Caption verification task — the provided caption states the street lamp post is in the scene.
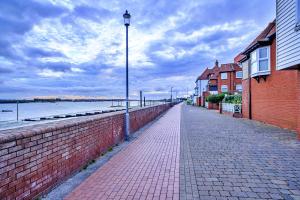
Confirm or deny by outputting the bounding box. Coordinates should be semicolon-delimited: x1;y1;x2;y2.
123;10;131;140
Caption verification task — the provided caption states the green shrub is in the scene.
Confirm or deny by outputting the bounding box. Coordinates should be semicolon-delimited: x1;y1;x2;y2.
186;99;193;105
206;94;225;103
224;94;242;104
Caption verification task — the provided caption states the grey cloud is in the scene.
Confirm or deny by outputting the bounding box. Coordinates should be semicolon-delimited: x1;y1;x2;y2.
25;47;65;58
0;0;68;62
73;5;112;22
0;67;13;74
0;0;67;36
61;5;112;24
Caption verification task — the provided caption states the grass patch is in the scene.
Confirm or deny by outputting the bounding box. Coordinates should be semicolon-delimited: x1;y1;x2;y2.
80;159;96;171
108;147;113;152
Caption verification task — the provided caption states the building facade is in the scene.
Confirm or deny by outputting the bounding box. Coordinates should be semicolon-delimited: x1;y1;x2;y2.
218;63;243;94
237;19;300;136
276;0;300;70
195;60;242;106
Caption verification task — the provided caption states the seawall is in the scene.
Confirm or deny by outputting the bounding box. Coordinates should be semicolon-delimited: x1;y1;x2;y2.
0;103;174;199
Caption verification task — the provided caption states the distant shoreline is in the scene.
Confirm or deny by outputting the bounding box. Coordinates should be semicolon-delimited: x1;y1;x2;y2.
0;98;167;104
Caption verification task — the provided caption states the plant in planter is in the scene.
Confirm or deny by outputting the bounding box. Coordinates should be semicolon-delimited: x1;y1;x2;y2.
224;94;242;104
207;94;225;103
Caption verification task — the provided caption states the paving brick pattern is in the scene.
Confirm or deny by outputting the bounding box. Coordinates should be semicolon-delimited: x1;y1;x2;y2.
65;104;181;200
180;104;300;200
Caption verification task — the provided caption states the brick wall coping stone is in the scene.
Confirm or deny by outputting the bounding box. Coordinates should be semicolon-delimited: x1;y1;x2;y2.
0;104;171;144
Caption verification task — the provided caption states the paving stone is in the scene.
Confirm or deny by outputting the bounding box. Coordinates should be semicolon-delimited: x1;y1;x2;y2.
179;104;300;200
65;104;181;200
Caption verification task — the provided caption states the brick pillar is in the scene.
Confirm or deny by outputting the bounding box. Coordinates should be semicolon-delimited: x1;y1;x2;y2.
242;79;250;118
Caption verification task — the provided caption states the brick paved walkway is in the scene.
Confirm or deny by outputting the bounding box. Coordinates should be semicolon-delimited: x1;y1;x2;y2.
65;104;181;200
180;104;300;200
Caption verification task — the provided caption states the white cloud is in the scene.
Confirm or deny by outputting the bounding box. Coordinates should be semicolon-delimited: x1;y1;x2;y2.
37;69;64;78
153;20;259;60
173;20;256;43
71;67;84;73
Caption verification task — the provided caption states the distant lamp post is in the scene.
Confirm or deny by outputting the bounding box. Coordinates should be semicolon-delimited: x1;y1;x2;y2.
123;10;131;140
170;87;173;103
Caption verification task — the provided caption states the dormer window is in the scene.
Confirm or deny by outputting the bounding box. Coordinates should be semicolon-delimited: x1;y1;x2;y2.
250;46;271;77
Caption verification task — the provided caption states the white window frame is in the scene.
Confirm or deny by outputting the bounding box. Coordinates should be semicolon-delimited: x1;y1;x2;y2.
221;85;228;93
236;71;243;79
194;87;198;96
236;84;242;92
221;73;227;80
250;46;271;77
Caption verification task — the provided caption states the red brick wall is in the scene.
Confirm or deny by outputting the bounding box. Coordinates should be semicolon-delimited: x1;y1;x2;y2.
209;79;217;85
242;38;300;136
242;79;250;119
208;102;219;110
0;104;173;199
233;71;243;92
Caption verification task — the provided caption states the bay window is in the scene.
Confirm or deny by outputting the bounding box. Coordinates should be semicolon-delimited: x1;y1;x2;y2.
250;46;270;77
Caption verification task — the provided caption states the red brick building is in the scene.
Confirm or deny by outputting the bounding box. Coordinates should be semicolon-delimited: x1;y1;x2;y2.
218;63;243;94
196;60;242;96
194;61;219;106
237;20;300;136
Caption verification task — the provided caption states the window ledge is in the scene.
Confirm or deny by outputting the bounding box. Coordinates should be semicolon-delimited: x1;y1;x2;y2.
251;70;270;78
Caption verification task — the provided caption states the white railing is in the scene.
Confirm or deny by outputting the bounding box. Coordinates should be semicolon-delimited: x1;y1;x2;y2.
221;103;242;113
209;91;218;95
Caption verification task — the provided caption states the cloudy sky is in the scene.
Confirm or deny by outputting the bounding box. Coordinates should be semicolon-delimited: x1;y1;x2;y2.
0;0;275;99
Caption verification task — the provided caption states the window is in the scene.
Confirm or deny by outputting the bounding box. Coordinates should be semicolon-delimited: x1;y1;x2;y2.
236;71;243;79
236;84;242;92
258;48;268;71
221;85;228;92
209;85;218;91
221;73;227;80
250;46;270;77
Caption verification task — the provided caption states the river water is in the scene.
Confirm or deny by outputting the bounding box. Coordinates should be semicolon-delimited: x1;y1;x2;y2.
0;101;147;122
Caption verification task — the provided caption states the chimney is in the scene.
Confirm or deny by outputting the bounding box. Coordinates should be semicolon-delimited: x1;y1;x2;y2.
215;60;219;67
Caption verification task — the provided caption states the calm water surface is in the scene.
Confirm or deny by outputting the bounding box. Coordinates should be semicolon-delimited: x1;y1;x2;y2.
0;101;141;122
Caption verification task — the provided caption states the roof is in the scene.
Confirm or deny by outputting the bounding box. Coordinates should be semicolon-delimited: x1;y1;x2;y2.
209;73;218;80
242;20;276;55
219;63;241;72
196;68;212;81
209;65;220;79
234;53;247;63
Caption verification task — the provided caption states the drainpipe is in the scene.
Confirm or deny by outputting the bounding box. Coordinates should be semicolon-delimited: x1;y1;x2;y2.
248;59;252;119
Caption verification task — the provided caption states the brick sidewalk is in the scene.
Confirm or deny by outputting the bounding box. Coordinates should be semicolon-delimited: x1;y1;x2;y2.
65;104;181;200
